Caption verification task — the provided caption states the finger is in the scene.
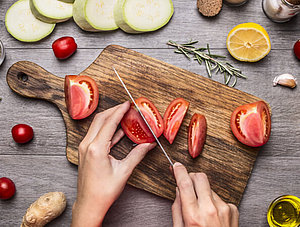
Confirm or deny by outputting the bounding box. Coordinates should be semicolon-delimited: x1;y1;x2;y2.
121;143;156;175
172;187;184;227
190;172;213;205
228;204;239;227
212;190;227;206
81;102;129;146
212;191;231;227
110;129;125;149
173;163;198;211
91;101;130;151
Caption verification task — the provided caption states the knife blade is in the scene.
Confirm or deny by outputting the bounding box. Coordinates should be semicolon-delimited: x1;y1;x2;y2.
113;67;174;166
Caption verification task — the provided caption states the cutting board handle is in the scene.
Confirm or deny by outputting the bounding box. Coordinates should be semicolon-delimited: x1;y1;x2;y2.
6;61;65;108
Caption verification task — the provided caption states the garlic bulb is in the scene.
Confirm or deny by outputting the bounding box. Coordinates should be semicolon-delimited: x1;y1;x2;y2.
273;74;297;88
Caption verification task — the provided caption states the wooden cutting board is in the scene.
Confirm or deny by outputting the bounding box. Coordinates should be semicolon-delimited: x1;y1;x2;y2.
6;45;267;205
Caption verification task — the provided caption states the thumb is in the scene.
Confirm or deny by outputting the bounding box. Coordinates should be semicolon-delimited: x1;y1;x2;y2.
122;142;157;174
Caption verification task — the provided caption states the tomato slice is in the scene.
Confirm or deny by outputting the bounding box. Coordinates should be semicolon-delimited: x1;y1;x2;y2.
65;75;99;120
230;101;271;147
188;114;207;158
121;97;164;144
163;98;189;144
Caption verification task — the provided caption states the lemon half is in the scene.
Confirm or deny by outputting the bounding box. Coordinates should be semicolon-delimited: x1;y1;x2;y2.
226;23;271;62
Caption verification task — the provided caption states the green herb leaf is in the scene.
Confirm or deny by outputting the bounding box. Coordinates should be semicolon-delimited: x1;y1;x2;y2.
167;40;247;87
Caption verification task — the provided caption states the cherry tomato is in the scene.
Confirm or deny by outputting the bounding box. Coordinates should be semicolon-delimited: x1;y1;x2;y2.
188;114;207;158
11;124;34;144
293;40;300;60
52;37;77;60
230;101;271;147
163;98;189;144
0;177;16;200
121;97;164;144
65;75;99;120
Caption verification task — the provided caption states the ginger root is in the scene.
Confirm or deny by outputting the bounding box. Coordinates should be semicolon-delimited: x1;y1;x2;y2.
21;192;67;227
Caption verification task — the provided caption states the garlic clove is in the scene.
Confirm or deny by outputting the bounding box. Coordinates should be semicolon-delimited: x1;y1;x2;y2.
273;74;297;88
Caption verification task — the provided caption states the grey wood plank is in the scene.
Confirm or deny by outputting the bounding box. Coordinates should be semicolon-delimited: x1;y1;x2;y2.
0;0;299;49
0;155;299;226
0;48;299;158
239;156;300;226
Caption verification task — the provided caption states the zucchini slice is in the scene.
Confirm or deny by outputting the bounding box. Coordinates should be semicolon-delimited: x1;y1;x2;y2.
73;0;118;32
5;0;55;42
30;0;73;23
58;0;74;3
114;0;174;34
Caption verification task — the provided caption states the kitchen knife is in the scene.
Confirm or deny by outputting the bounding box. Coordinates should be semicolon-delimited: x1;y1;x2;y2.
113;67;174;166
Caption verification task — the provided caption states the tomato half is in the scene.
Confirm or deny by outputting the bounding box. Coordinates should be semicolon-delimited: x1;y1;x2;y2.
121;97;164;144
230;101;271;147
188;114;207;158
65;75;99;120
163;98;189;144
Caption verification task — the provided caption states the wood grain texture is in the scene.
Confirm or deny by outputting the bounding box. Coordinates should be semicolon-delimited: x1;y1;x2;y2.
1;48;298;158
6;45;269;205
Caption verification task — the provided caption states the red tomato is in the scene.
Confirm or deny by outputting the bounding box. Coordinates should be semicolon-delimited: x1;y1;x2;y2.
65;75;99;120
52;37;77;60
11;124;34;144
188;114;207;158
0;177;16;200
121;97;164;144
293;40;300;60
163;98;189;144
230;101;271;147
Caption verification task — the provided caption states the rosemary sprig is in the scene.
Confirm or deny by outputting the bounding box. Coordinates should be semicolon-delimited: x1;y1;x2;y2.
167;40;247;87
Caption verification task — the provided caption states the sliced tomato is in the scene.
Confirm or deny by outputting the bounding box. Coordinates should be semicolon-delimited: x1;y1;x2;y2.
188;114;207;158
163;98;189;144
230;101;271;147
65;75;99;120
121;97;164;144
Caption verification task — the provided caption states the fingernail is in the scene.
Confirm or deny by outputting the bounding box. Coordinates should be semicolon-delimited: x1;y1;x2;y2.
148;142;157;149
142;143;156;150
173;162;183;167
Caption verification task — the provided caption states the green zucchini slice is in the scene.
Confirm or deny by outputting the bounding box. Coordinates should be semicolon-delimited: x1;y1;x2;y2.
58;0;74;3
73;0;118;32
114;0;174;34
30;0;73;23
5;0;55;42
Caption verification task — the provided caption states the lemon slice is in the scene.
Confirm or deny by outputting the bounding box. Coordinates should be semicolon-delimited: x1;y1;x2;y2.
227;23;271;62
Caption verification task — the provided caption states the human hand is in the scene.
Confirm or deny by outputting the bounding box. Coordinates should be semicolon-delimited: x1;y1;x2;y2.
172;162;239;227
71;101;156;227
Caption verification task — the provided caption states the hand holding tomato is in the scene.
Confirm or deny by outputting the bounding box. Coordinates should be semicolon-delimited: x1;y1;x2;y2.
172;163;239;227
52;37;77;60
71;102;156;227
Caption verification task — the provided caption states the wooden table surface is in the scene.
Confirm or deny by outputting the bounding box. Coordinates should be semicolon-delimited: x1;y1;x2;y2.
0;0;299;226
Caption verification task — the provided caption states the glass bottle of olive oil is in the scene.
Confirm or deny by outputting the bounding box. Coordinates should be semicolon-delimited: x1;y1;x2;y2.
267;195;300;227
